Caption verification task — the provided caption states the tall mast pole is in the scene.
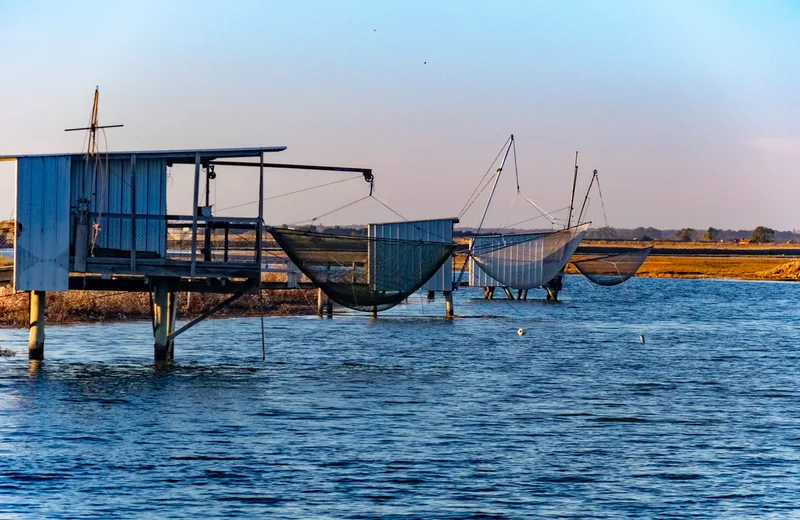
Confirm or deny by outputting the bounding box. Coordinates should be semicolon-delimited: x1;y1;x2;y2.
577;169;597;224
88;87;99;157
566;151;579;228
476;135;514;234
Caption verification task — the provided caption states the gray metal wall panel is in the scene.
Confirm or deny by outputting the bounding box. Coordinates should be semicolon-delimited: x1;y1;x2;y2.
15;156;71;291
69;156;167;257
368;219;455;292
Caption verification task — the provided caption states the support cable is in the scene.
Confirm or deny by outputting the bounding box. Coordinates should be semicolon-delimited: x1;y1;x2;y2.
216;176;362;214
458;136;512;219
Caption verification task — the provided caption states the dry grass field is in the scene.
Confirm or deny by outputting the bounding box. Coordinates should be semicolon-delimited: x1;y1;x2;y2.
0;284;317;327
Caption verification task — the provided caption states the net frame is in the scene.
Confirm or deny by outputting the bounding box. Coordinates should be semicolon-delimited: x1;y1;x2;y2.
470;223;590;289
268;227;457;312
572;246;653;286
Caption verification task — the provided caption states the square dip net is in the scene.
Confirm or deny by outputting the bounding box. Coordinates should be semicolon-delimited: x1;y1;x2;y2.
572;246;653;286
268;228;458;312
470;223;590;290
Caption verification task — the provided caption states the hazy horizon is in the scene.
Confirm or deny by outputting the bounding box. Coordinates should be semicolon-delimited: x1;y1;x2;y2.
1;0;798;230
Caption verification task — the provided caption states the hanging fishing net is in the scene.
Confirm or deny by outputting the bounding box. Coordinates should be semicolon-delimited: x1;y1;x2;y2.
572;246;652;286
470;223;590;289
268;227;457;312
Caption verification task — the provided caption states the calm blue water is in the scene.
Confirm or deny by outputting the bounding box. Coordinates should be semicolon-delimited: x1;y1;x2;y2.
1;277;798;518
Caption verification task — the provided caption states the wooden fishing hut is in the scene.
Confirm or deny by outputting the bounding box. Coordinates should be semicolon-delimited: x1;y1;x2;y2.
3;146;368;362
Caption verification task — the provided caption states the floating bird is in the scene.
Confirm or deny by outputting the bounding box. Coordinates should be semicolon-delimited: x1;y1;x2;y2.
518;328;525;336
638;334;645;344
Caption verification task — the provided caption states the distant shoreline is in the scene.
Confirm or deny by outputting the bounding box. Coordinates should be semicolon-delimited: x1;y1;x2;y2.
1;241;798;328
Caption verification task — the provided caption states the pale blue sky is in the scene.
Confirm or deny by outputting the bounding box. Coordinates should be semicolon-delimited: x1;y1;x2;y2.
1;0;798;229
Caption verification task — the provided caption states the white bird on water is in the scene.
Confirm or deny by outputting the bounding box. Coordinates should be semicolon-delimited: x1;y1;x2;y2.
638;334;645;344
518;328;525;336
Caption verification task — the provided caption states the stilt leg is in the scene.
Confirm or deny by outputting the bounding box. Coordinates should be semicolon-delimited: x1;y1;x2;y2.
543;274;563;302
317;288;324;317
444;291;454;318
28;291;45;360
153;280;171;362
487;286;495;300
503;287;515;300
427;290;435;301
326;295;333;318
165;290;177;361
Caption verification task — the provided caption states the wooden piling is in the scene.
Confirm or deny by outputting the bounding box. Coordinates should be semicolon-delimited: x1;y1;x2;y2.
28;291;45;360
427;290;435;301
326;295;333;318
544;274;562;302
152;280;176;362
444;291;454;318
316;288;325;317
503;287;515;300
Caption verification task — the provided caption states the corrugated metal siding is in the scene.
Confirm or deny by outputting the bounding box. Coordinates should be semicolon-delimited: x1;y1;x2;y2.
15;156;71;291
469;233;545;287
368;219;455;292
70;156;167;256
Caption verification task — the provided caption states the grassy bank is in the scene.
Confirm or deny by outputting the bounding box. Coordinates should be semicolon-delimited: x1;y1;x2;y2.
565;255;799;280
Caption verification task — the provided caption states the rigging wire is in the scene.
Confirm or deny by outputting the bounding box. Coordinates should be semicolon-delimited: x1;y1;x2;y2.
504;204;572;229
458;136;512;219
216;175;362;214
288;195;371;226
595;174;610;229
370;194;408;222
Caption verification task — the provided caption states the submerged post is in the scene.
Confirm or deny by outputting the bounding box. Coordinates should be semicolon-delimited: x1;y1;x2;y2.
28;291;45;360
543;275;562;302
316;288;324;317
444;291;454;318
152;279;176;362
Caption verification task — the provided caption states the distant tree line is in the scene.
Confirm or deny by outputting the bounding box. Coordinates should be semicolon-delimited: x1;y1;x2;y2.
580;225;792;243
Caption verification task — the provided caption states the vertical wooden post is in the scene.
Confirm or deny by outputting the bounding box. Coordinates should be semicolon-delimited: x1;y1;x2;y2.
190;153;201;279
487;286;495;300
28;291;45;360
326;296;333;318
503;287;515;300
316;287;324;317
427;290;435;301
544;274;562;302
152;279;174;362
166;290;177;359
444;290;454;318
